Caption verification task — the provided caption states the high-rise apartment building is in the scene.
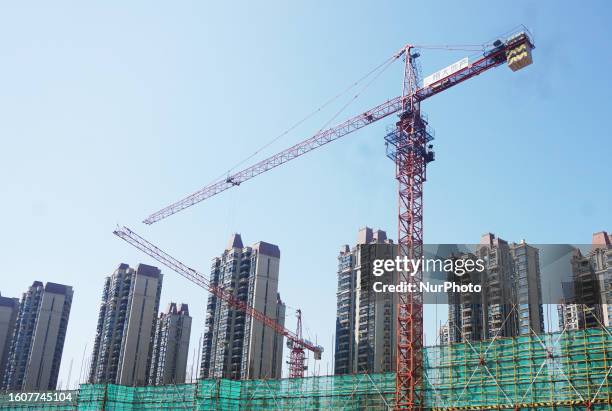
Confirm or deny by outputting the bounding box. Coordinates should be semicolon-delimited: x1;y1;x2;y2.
590;231;612;326
88;263;163;386
0;294;19;385
476;233;519;339
448;234;543;344
510;240;545;335
271;293;285;379
447;253;486;343
558;248;603;330
200;234;285;380
149;303;192;385
2;282;73;391
334;227;396;375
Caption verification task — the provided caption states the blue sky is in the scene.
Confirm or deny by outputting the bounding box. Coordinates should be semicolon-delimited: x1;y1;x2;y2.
1;1;611;387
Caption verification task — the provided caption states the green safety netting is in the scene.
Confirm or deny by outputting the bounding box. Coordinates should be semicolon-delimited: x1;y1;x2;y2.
424;327;612;410
1;328;609;410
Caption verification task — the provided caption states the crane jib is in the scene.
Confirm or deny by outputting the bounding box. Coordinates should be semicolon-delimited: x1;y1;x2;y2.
113;226;323;355
143;32;533;226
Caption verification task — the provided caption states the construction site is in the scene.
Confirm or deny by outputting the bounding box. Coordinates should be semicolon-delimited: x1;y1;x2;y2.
0;327;610;409
2;25;611;411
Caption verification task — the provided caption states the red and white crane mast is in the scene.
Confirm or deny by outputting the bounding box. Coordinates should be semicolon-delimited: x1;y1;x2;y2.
389;44;430;409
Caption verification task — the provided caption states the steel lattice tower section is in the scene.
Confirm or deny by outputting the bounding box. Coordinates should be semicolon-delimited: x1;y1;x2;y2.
388;46;434;410
287;309;306;378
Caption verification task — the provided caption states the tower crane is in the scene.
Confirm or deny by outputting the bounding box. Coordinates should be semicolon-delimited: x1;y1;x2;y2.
135;29;534;410
113;226;323;379
287;309;307;378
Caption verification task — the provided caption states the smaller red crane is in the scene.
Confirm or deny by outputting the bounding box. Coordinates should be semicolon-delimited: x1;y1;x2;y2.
287;309;307;378
113;226;323;379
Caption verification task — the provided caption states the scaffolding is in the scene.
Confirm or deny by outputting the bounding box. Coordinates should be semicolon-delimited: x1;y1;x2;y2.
424;327;612;410
0;328;609;410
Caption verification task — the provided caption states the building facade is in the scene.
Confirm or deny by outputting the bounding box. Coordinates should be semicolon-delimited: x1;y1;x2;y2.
590;231;612;327
334;227;397;375
447;253;486;343
88;263;163;386
438;324;450;346
510;240;545;335
2;282;73;391
558;247;603;330
0;294;19;386
200;234;285;380
448;234;544;344
270;293;285;379
149;303;192;385
476;233;519;339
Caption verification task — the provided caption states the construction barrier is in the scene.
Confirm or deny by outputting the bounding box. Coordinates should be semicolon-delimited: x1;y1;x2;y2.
0;327;610;410
425;327;612;410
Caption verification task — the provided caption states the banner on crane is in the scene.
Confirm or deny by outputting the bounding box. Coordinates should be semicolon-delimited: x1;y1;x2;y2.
423;57;469;88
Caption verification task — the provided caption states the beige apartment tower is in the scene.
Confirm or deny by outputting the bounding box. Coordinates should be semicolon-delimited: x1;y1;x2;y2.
2;282;73;391
149;303;192;385
334;227;397;375
0;294;20;386
591;231;612;326
557;231;611;331
448;234;544;344
89;264;163;386
200;234;285;380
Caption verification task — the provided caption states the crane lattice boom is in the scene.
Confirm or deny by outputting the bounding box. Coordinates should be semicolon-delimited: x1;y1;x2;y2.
113;226;323;357
143;31;533;226
143;96;405;224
